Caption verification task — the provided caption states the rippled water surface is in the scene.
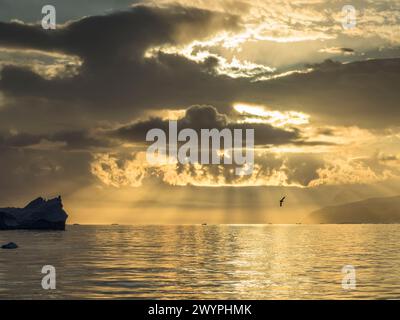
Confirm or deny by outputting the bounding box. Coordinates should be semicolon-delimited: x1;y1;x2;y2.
0;225;400;299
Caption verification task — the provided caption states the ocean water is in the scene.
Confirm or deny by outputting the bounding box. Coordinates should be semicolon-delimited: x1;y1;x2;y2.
0;224;400;299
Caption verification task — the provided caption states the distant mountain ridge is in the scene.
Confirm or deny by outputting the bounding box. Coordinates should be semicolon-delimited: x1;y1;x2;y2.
308;195;400;224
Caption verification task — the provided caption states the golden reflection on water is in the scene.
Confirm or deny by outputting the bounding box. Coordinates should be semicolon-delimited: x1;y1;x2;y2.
0;225;400;299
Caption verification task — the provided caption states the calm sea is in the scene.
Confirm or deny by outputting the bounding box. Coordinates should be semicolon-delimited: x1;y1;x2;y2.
0;225;399;299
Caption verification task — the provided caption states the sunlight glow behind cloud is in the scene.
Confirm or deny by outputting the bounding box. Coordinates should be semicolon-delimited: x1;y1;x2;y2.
234;103;310;127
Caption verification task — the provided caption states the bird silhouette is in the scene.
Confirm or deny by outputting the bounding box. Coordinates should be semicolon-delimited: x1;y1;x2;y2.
280;196;286;207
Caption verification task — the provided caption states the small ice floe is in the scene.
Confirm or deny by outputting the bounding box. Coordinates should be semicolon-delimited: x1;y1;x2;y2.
1;242;18;249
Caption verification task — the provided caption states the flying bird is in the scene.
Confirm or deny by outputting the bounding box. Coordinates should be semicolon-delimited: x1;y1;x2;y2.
280;196;286;207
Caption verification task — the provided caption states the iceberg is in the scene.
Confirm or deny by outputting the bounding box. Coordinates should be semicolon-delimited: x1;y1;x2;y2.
0;196;68;230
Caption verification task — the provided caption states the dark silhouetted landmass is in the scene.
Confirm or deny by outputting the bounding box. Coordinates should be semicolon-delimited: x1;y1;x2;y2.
308;196;400;224
0;196;68;230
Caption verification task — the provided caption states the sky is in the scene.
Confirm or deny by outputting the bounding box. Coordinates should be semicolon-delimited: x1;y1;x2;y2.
0;0;400;224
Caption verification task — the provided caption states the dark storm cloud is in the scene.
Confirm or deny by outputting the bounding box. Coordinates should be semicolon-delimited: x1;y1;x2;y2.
50;130;114;150
0;129;112;150
1;4;400;129
110;105;301;146
0;4;238;56
247;58;400;129
0;132;42;147
0;5;241;120
2;5;239;60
